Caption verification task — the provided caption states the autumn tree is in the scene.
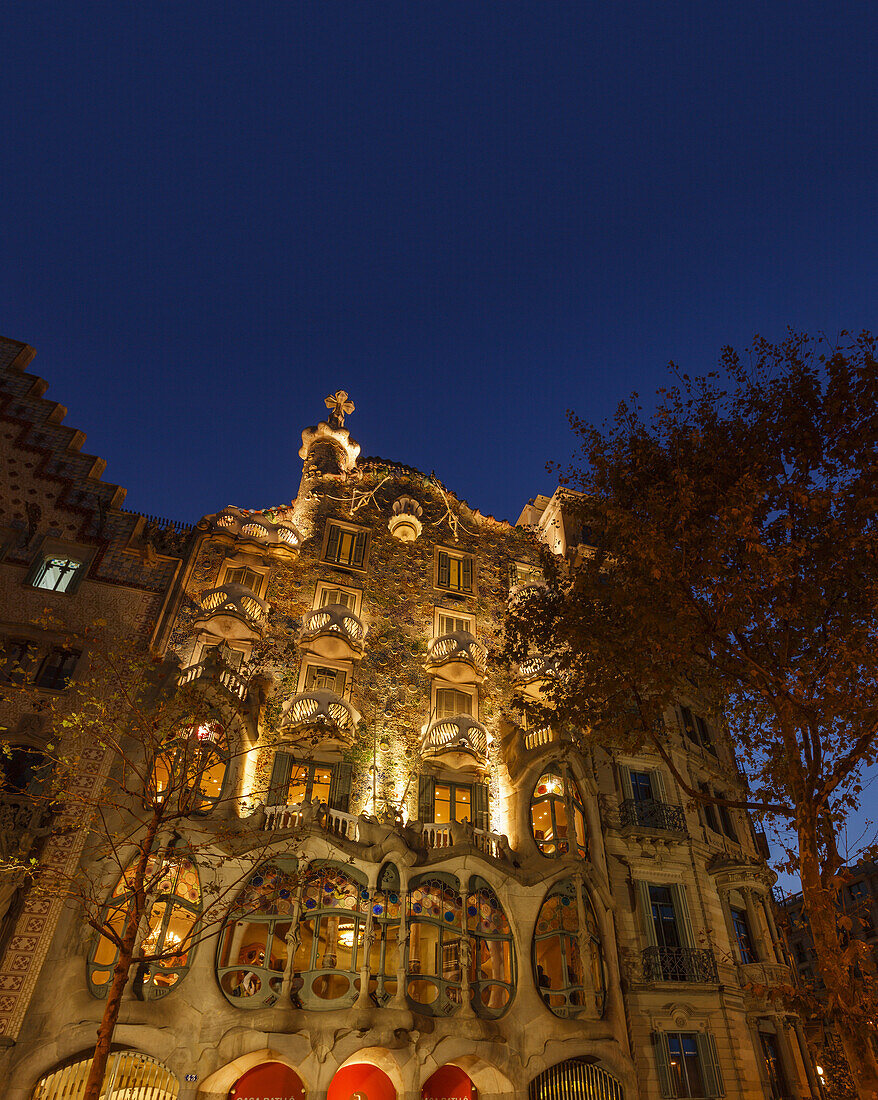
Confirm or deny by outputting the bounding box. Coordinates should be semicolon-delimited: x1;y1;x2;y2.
505;332;878;1098
1;628;292;1100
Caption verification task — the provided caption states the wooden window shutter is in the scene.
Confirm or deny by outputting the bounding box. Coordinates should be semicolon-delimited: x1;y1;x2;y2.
651;768;667;802
328;762;353;811
325;524;340;561
418;774;435;822
267;751;294;806
461;555;473;591
672;884;696;947
652;1033;675;1099
472;782;489;831
697;1033;725;1097
437;551;450;588
619;765;634;800
637;881;658;946
352;530;366;567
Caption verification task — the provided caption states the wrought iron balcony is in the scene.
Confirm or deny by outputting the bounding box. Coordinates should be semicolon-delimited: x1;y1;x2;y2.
192;583;269;641
642;946;718;984
178;651;248;703
422;715;488;765
210;505;302;551
515;653;558;701
298;604;365;660
620;798;687;835
424;631;487;684
280;690;355;746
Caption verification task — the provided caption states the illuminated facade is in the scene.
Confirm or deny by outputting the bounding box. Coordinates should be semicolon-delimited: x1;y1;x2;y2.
0;348;820;1100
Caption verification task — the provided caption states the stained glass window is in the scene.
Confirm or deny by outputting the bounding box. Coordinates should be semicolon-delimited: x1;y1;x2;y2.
294;862;368;1008
467;877;514;1017
533;878;605;1018
149;720;229;814
530;766;588;858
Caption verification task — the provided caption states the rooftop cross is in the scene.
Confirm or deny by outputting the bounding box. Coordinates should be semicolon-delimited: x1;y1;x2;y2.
324;390;355;429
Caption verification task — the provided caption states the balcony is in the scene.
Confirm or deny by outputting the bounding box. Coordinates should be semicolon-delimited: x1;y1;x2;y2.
298;604;365;661
210;505;302;553
280;690;356;748
178;652;248;704
642;946;718;984
507;579;546;607
424;631;487;684
418;821;513;862
192;583;269;642
737;961;793;990
515;653;558;701
422;715;488;767
264;801;359;843
620;798;687;836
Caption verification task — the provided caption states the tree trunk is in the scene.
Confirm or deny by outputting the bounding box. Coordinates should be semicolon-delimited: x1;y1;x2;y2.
798;809;878;1100
82;814;162;1100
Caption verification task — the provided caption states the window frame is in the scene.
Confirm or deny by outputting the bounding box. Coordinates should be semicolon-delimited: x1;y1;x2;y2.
28;554;86;594
320;520;370;571
654;1030;724;1099
533;877;606;1019
433;547;476;595
314;580;362;616
730;905;758;964
148;720;230;815
221;562;270;597
431;681;477;720
294;862;369;1009
34;645;82;692
433;607;475;638
299;658;349;697
530;764;588;859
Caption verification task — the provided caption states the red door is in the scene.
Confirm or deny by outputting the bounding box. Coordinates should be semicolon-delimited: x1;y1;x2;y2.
328;1063;397;1100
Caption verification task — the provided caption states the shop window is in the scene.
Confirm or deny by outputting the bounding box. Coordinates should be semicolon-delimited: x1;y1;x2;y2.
294;862;368;1008
467;876;515;1017
89;849;201;999
323;523;368;569
434;686;474;719
34;647;81;691
533;878;606;1018
216;861;297;1008
407;874;464;1015
530;766;588;858
653;1032;724;1098
30;555;83;593
435;549;474;594
369;863;402;1005
149;720;229;814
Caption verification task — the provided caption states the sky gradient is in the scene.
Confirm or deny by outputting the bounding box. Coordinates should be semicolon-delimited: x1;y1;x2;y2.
3;2;876;527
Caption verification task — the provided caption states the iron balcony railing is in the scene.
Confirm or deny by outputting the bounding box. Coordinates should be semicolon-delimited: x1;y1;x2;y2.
642;946;718;984
620;798;687;835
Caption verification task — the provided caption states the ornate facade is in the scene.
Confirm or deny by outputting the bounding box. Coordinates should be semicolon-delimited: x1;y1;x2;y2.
0;343;820;1100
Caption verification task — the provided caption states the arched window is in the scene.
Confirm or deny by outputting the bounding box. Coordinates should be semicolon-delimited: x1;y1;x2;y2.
530;766;587;858
294;862;368;1008
467;876;515;1017
88;850;201;999
369;863;402;1005
31;1051;179;1099
150;720;229;814
407;874;463;1015
533;878;606;1018
217;861;297;1009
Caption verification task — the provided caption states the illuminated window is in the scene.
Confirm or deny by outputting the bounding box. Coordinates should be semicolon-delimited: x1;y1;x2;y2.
89;851;201;999
654;1032;724;1098
31;556;83;593
149;721;229;814
323;523;368;569
369;863;402;1005
417;776;488;829
436;610;474;636
318;585;359;611
217;861;297;1009
224;565;265;594
435;686;473;719
467;876;515;1017
436;550;474;593
533;878;605;1018
304;664;346;693
268;752;352;812
530;766;588;858
407;874;463;1015
294;863;368;1008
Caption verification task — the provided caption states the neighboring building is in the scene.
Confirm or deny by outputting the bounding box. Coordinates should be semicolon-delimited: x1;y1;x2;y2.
0;353;819;1100
777;863;878;1097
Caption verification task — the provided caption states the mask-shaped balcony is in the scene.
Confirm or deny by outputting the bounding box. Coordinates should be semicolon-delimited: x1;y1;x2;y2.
178;649;248;705
424;631;487;684
298;604;366;661
192;583;269;642
210;506;302;553
515;653;559;701
422;715;488;768
507;579;546;607
280;690;356;749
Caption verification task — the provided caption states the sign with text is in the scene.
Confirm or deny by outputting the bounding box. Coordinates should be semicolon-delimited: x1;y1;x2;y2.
422;1066;477;1100
229;1061;307;1100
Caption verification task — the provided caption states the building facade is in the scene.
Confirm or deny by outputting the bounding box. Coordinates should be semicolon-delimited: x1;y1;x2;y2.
0;351;819;1100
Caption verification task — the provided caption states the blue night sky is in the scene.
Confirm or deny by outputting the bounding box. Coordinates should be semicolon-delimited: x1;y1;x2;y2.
3;2;877;880
4;2;876;527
